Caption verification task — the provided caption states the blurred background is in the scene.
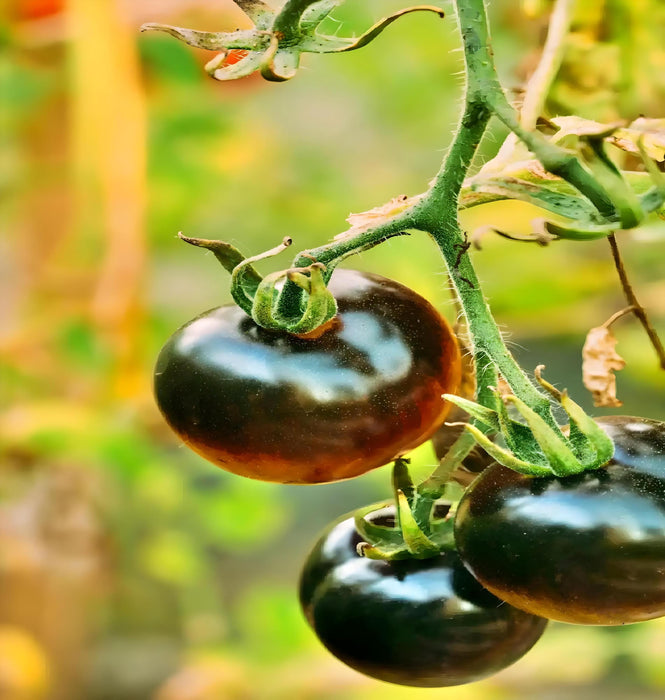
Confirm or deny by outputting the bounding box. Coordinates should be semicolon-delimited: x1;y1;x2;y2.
2;0;665;698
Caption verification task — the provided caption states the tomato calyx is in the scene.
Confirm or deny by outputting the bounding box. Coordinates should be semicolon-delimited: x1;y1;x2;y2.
355;459;458;561
178;233;340;334
444;365;615;477
141;1;444;83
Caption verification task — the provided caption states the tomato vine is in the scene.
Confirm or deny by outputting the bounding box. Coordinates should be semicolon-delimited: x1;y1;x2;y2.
144;0;665;686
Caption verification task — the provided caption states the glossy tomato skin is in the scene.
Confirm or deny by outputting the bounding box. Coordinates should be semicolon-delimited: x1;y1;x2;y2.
299;507;547;687
455;415;665;625
154;269;461;484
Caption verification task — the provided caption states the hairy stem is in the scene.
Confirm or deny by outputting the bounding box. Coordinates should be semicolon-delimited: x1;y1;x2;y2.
417;0;553;418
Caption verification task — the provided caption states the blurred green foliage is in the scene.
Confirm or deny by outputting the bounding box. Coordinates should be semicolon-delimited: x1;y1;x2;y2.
2;0;665;698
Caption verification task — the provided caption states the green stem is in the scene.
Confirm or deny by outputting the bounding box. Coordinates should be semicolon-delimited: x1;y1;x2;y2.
276;218;412;317
277;0;555;421
418;0;553;419
273;0;313;39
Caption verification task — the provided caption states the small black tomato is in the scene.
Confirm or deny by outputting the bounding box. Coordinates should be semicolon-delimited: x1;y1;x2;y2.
299;506;547;688
455;415;665;625
154;269;461;484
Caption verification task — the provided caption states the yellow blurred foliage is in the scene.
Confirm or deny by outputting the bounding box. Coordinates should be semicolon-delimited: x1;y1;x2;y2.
0;626;50;700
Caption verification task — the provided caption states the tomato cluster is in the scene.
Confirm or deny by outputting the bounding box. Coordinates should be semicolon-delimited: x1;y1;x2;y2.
155;266;665;688
299;414;665;686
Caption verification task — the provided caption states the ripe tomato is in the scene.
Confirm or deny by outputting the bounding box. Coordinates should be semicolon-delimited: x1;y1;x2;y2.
12;0;63;20
220;49;249;66
299;505;548;687
154;269;461;483
454;415;665;625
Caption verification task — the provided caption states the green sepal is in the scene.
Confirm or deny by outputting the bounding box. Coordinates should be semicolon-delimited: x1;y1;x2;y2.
354;460;458;561
178;234;262;315
139;25;261;51
230;237;293;314
250;263;337;333
286;264;337;332
142;2;444;83
259;36;300;82
300;0;343;32
462;423;552;476
354;504;403;548
236;0;274;21
505;395;581;476
179;234;340;334
428;512;456;551
494;390;547;466
392;458;439;537
395;490;441;559
559;392;614;467
358;542;414;561
207;50;268;82
534;366;614;468
299;6;445;54
441;394;500;431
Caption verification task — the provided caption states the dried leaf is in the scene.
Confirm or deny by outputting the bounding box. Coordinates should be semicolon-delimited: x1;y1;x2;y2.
582;325;626;407
548;116;665;162
338;194;422;240
611;118;665;162
549;115;621;141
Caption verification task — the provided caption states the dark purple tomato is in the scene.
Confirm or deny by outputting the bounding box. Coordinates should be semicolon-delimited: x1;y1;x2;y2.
299;506;547;687
455;415;665;625
154;269;461;483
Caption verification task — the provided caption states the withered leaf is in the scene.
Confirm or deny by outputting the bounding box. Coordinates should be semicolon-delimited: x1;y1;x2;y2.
582;325;626;408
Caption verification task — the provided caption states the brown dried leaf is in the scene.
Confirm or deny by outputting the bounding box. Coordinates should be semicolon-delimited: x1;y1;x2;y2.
338;194;422;240
582;325;626;407
611;118;665;162
550;115;622;140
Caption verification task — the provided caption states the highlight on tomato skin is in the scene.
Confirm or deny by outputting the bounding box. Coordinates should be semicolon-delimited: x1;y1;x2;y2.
153;269;462;484
454;415;665;626
299;506;548;688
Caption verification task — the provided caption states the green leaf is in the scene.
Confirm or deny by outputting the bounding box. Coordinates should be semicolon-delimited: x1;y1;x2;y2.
467;176;599;221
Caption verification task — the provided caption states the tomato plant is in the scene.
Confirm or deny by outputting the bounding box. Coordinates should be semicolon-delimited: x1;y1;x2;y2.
454;415;665;625
143;0;665;689
300;505;547;687
154;269;461;484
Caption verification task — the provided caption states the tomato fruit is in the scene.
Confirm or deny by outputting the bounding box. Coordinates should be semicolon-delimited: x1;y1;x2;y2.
154;269;461;483
455;415;665;625
299;505;547;687
220;49;249;66
12;0;63;20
